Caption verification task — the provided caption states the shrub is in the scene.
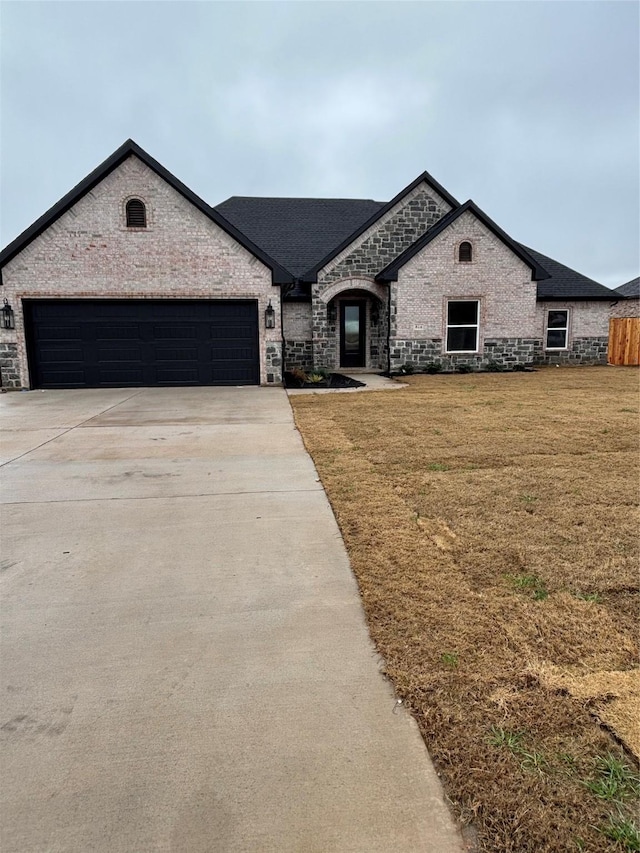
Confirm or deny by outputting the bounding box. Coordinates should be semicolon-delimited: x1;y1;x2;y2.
399;363;415;375
290;367;308;383
425;362;442;374
457;363;473;374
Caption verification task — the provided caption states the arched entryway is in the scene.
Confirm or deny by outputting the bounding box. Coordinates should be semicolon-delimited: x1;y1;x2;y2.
313;279;389;371
327;288;387;371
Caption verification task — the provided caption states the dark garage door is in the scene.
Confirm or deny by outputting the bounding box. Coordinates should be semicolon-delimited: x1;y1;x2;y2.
24;299;260;388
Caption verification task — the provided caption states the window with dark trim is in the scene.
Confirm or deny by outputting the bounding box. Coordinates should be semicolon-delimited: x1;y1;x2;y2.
126;198;147;228
545;309;569;349
446;300;479;352
458;241;472;263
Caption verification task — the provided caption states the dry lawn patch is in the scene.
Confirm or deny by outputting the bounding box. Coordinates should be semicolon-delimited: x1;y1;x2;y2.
290;367;640;853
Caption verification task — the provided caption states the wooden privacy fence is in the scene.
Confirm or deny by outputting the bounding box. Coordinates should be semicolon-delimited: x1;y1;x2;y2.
608;317;640;366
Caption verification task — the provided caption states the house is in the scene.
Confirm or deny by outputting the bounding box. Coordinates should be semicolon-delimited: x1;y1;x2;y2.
613;277;640;315
0;139;615;389
608;277;640;366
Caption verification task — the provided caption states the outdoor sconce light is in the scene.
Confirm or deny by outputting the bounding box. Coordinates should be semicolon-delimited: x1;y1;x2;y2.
265;300;275;329
2;298;15;330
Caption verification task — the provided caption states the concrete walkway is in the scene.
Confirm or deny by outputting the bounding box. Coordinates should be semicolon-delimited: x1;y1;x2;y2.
0;387;462;853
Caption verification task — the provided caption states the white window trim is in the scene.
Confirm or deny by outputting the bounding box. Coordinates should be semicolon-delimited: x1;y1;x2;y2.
446;299;480;353
545;309;570;350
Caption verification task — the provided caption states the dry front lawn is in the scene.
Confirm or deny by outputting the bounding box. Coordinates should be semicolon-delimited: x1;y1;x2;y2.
290;367;639;853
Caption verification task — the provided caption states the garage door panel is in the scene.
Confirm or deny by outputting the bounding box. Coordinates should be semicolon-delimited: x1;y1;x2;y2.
95;324;142;340
37;347;85;363
39;369;88;387
97;368;146;385
97;347;143;362
33;324;83;341
25;300;259;388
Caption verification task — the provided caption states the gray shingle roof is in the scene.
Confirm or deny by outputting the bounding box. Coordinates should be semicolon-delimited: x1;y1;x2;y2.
214;197;385;278
520;246;615;301
615;277;640;298
215;195;615;302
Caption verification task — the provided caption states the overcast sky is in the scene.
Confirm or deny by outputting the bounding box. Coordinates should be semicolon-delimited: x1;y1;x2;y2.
1;1;638;287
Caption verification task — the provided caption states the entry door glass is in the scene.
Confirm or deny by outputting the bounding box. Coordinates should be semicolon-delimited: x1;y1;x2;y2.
340;301;366;367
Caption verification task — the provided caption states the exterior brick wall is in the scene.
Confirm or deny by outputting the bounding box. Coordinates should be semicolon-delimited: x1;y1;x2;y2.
2;155;282;386
283;302;312;339
393;210;538;342
611;298;639;319
535;300;610;364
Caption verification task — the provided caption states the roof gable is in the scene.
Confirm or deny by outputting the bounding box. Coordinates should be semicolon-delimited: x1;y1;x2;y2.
299;171;459;283
376;200;550;282
0;140;293;284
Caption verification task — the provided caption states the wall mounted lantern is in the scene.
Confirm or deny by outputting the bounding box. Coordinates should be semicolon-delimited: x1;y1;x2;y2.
265;300;275;329
2;299;15;330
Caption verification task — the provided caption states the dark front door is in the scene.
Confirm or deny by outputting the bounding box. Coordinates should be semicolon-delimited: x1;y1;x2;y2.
340;301;366;368
24;299;260;388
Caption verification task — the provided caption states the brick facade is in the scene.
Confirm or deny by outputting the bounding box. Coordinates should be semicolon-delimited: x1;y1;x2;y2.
611;298;639;319
0;150;614;387
1;155;282;387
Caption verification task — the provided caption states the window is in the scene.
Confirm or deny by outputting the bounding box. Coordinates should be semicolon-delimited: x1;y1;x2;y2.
458;241;472;263
545;309;569;349
126;198;147;228
446;300;479;351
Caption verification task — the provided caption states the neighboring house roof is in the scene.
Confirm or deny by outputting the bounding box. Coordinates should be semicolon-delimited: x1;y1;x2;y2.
524;247;616;301
214;196;386;278
615;276;640;298
375;200;550;282
0;139;293;285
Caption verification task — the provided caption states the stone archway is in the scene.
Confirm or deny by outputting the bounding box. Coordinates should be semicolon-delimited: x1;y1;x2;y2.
312;279;388;370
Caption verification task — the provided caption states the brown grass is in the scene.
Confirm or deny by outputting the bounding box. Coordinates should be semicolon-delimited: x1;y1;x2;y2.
290;367;640;853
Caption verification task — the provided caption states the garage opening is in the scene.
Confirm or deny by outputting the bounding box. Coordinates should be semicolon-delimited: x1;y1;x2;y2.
24;299;260;388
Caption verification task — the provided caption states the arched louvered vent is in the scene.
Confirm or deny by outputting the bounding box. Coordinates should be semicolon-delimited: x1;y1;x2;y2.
458;241;472;262
126;198;147;228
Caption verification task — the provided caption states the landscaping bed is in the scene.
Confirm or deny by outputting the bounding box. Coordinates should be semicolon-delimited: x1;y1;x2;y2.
290;367;640;853
283;369;365;389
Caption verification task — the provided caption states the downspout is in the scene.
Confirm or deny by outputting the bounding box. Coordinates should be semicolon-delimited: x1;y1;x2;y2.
279;279;297;380
387;283;392;375
280;283;287;380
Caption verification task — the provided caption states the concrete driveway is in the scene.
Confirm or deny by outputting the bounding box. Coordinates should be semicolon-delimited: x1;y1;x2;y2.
0;387;462;853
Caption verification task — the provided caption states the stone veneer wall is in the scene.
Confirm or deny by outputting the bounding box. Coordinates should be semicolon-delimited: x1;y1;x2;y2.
284;341;314;371
282;302;313;371
0;342;21;388
2;155;282;386
320;186;451;286
389;335;609;371
536;337;609;365
389;338;542;371
312;184;451;367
